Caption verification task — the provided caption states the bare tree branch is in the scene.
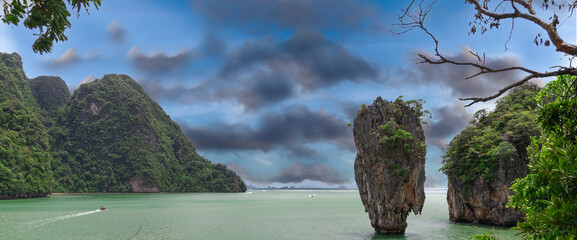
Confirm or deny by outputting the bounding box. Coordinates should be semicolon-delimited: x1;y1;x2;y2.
399;0;417;20
466;0;577;56
396;0;577;106
460;68;575;106
511;0;537;14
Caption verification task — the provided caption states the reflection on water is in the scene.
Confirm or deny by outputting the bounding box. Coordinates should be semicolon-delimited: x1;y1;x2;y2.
371;233;410;239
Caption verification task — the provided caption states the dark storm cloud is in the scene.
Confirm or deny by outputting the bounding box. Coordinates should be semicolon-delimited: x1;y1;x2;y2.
283;30;381;88
221;30;380;90
128;46;194;73
424;101;472;150
201;33;226;56
270;162;349;185
411;46;523;99
139;31;380;110
181;104;354;156
107;20;125;43
190;0;381;33
230;70;297;110
139;71;296;111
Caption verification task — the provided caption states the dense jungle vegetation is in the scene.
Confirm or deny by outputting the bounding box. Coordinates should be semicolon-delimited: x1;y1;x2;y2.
440;84;541;190
52;74;245;193
0;53;53;199
508;75;577;239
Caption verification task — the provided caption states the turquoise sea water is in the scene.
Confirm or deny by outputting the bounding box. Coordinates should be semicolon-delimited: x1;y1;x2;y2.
0;189;518;239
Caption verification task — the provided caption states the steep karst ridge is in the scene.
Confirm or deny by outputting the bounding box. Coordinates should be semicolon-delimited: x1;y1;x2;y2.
441;84;541;226
0;52;245;198
29;76;71;117
354;96;427;234
52;74;246;193
0;53;53;199
0;53;43;113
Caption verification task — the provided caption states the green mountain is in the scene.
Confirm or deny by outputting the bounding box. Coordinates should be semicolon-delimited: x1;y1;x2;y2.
29;76;71;117
51;74;246;193
0;53;53;199
1;53;245;198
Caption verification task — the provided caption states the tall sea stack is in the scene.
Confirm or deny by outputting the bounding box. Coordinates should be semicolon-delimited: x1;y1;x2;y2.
353;97;426;234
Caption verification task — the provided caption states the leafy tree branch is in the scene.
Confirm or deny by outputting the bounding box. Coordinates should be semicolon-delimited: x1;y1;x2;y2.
1;0;101;54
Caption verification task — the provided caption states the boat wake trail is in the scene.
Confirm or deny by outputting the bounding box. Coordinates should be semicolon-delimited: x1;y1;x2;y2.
28;209;103;228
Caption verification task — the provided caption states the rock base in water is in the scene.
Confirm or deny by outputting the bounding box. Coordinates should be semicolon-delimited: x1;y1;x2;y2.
446;159;527;226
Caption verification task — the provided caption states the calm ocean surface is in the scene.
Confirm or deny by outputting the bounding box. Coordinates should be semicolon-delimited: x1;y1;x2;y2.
0;189;519;239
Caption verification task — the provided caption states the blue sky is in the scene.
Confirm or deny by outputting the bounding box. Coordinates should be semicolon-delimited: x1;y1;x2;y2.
1;0;575;188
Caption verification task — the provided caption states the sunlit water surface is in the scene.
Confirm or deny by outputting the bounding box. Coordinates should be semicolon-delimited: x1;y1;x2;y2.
0;189;518;239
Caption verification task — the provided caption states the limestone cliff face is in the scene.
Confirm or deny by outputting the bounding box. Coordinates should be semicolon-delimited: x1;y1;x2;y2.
353;97;426;234
447;158;527;226
128;176;160;193
446;141;529;226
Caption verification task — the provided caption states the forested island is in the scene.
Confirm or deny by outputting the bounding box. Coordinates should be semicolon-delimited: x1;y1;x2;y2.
0;52;246;199
441;84;540;226
441;77;577;238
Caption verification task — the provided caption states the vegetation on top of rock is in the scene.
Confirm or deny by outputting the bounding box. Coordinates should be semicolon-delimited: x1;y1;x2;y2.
0;53;41;114
371;96;429;160
51;74;246;193
29;76;70;117
508;75;577;239
440;84;541;190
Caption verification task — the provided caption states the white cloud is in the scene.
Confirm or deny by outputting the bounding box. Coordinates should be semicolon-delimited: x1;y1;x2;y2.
57;48;79;64
48;48;100;67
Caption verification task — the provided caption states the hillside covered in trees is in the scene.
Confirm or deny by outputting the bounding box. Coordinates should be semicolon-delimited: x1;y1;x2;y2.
440;84;541;225
0;52;246;199
0;53;54;199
